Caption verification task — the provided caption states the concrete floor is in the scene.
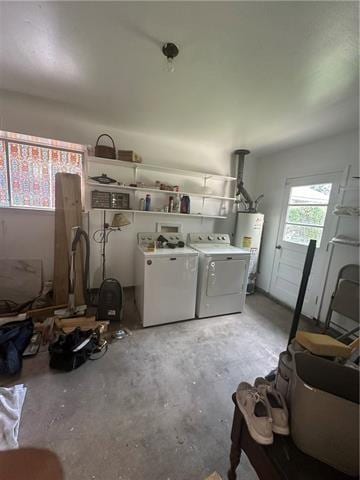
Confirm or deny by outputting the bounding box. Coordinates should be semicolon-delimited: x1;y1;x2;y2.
13;292;313;480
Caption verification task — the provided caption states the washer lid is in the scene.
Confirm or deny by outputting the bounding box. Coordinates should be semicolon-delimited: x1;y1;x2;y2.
189;244;250;256
138;246;199;257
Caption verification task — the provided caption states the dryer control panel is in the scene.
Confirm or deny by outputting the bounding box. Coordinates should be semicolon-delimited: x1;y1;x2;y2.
187;233;230;244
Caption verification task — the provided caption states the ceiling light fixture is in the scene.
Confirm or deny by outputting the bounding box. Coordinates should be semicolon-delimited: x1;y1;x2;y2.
162;42;179;73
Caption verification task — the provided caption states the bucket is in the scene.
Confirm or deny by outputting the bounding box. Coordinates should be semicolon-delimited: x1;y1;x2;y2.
275;350;293;403
291;352;359;476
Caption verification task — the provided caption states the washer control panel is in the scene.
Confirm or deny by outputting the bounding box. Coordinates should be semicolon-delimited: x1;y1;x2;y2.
188;233;230;244
138;232;185;247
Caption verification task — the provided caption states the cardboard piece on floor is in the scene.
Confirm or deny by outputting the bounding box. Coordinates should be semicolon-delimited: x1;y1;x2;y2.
0;313;27;327
0;259;42;304
54;316;109;334
204;473;223;480
53;172;84;306
28;304;67;321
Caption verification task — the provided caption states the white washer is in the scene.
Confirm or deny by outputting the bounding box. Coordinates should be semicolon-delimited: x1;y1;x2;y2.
188;233;250;318
135;233;199;327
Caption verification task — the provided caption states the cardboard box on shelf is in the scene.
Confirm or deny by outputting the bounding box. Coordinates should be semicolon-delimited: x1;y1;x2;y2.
118;150;142;163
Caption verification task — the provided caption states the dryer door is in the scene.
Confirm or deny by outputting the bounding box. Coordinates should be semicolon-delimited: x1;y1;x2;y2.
206;259;247;297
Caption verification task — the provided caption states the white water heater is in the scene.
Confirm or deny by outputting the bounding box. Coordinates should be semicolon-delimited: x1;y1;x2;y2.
234;212;264;294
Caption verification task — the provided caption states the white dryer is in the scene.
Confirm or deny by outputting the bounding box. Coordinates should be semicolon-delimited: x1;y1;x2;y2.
135;233;199;327
188;233;250;318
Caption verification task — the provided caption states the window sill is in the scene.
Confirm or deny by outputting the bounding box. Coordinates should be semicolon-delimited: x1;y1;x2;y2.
0;206;55;214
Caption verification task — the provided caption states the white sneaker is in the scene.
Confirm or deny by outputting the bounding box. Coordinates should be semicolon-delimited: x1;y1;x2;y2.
236;382;273;445
254;377;290;436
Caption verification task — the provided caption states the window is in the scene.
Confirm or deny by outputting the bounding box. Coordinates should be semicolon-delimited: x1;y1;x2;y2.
283;183;332;247
0;135;83;210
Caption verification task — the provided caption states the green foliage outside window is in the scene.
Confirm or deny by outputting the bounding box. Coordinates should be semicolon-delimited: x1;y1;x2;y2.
287;206;327;226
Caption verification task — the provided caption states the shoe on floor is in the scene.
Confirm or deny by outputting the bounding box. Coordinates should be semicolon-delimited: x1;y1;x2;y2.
236;382;273;445
254;377;290;436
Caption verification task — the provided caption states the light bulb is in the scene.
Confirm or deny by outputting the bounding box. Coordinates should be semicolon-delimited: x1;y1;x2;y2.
166;57;175;73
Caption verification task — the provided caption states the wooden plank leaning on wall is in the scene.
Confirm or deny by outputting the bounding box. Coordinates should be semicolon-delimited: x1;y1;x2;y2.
53;172;85;306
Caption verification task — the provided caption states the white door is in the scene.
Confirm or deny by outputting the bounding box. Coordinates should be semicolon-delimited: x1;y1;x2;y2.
269;173;340;319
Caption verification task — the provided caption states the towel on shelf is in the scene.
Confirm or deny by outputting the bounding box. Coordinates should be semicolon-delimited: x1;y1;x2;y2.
333;205;360;216
0;384;27;450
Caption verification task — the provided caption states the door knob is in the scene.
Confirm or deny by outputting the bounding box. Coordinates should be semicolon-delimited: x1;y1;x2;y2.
275;245;282;250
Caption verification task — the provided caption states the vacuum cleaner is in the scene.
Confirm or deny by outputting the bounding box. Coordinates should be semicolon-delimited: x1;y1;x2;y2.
55;226;90;318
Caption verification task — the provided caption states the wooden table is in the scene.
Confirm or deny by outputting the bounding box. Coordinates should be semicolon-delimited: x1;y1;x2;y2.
228;393;357;480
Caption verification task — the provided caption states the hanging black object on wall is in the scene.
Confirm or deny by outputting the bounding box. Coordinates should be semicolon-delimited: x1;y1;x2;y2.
96;278;123;323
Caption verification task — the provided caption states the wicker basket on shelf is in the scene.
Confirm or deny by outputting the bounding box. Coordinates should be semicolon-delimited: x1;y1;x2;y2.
95;134;116;159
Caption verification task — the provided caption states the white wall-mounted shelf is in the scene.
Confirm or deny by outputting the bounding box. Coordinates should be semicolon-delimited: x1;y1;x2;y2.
339;186;359;192
88;208;226;220
87;155;237;182
87;181;236;201
333;213;360;217
329;235;360;247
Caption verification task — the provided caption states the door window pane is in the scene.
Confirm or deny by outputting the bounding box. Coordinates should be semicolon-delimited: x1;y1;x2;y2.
0;140;9;207
286;205;327;226
289;183;332;205
284;224;323;246
283;182;333;247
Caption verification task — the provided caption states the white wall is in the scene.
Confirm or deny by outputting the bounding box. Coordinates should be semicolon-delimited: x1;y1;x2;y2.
253;129;359;322
0;209;54;281
1;92;260;287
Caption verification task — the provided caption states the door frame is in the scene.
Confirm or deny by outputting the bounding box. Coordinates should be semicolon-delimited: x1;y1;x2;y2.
269;168;346;319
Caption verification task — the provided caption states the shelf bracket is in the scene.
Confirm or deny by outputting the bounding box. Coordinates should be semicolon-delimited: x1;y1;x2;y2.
201;176;207;214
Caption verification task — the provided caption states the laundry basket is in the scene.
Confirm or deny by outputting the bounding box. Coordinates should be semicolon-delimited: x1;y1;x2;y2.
291;352;359;476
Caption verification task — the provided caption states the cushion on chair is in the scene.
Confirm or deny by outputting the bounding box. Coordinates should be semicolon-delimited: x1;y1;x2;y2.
295;331;351;359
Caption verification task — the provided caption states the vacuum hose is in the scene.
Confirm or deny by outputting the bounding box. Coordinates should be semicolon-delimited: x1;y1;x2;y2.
71;227;90;305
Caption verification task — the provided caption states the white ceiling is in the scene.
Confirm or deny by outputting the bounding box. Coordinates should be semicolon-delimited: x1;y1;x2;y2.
0;1;358;154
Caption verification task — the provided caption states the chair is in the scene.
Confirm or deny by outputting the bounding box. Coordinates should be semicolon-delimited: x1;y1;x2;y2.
323;264;359;340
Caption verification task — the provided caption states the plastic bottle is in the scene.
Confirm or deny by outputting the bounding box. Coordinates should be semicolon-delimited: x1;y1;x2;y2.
180;195;190;214
173;195;180;213
145;194;151;211
139;198;145;211
168;196;174;213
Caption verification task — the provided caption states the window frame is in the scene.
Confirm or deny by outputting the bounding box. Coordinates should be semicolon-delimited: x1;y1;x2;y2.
0;136;84;212
282;183;333;247
277;172;341;253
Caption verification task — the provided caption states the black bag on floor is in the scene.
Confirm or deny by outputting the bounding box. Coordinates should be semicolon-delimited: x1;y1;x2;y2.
0;319;33;375
49;328;99;372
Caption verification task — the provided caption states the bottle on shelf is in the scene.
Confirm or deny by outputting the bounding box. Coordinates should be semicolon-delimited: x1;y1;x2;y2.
139;198;145;211
145;194;151;211
180;195;190;214
168;196;174;213
173;195;180;213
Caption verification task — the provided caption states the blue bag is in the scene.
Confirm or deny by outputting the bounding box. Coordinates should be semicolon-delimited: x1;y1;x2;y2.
0;319;33;375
